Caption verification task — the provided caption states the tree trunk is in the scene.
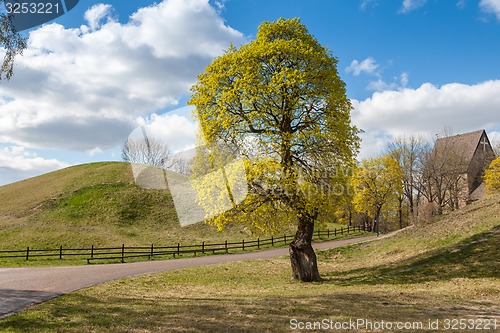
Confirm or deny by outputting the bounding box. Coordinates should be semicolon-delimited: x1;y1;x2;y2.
289;216;320;282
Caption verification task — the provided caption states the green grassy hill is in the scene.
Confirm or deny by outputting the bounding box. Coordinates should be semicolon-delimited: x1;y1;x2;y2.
0;162;256;250
2;188;499;332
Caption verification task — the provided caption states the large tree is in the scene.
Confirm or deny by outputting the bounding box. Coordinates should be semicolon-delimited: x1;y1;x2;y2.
0;3;27;80
189;18;359;282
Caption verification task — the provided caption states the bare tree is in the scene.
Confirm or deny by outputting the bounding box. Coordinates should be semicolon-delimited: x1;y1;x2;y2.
387;135;429;225
168;155;193;175
1;4;27;80
122;137;171;167
420;132;469;215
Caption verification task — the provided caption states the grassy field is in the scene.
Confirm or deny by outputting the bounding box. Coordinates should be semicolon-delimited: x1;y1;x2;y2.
1;193;498;332
0;162;348;267
0;162;255;249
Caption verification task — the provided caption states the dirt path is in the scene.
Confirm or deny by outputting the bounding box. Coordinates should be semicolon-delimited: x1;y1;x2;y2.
0;235;377;319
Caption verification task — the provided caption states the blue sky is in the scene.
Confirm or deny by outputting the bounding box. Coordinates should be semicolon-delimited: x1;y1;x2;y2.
1;0;500;185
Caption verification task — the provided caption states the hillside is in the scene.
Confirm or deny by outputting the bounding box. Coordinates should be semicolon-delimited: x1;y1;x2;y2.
2;186;499;332
0;162;255;250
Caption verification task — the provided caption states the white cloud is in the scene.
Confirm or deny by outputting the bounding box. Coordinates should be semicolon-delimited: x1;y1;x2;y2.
480;0;500;19
367;78;397;91
400;0;427;13
0;0;245;152
352;80;500;159
84;4;113;31
366;72;409;91
132;109;198;154
346;57;379;76
0;146;70;185
346;57;409;91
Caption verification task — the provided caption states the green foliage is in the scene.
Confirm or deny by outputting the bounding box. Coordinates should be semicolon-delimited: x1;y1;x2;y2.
189;18;359;234
352;155;403;224
484;156;500;193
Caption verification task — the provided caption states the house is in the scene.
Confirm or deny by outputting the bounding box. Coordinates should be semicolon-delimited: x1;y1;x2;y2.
426;130;496;210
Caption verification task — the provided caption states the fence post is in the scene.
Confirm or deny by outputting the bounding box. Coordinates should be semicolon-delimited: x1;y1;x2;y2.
347;226;350;234
177;243;180;256
121;244;125;263
150;244;154;259
257;238;260;249
91;245;94;259
242;239;245;251
225;240;228;253
26;247;29;260
59;245;63;259
202;241;205;254
327;229;330;238
341;227;344;235
271;235;274;246
334;228;337;236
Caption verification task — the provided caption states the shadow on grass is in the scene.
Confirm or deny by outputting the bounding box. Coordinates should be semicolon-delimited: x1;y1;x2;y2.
1;290;496;333
321;226;500;286
0;289;62;319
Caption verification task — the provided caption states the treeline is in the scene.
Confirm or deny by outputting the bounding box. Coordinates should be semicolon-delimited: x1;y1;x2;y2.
337;134;500;233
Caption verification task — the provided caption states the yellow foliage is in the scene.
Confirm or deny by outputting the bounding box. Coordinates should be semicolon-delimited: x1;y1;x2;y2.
352;155;403;219
484;156;500;193
188;18;359;235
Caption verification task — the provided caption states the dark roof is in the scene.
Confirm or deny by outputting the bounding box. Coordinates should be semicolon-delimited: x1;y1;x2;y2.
431;130;486;174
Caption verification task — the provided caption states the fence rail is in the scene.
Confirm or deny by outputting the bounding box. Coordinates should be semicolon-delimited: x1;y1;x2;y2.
0;225;369;264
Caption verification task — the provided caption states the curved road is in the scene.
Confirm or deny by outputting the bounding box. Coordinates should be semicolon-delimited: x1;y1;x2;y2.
0;235;377;319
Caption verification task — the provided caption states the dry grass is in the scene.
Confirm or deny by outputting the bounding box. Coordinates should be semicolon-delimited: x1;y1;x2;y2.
1;194;499;332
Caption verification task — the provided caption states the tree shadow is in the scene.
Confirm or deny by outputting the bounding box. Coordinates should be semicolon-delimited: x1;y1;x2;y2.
0;289;62;319
0;290;496;333
321;226;500;286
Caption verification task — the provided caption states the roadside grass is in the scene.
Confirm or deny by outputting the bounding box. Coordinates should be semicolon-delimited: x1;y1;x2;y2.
1;195;499;332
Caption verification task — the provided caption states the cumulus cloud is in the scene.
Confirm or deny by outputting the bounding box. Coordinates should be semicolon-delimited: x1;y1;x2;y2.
129;107;198;154
84;4;113;31
0;146;70;185
480;0;500;19
352;80;500;159
346;57;379;76
0;0;245;152
367;72;409;91
346;56;409;92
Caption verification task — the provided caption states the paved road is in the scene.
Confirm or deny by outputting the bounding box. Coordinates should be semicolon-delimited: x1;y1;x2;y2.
0;235;377;319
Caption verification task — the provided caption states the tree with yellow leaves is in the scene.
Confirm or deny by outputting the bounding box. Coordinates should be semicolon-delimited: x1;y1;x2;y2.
352;155;403;235
189;18;359;282
484;156;500;193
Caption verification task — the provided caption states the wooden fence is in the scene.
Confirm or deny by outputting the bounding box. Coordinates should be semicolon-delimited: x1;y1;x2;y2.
0;225;368;264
